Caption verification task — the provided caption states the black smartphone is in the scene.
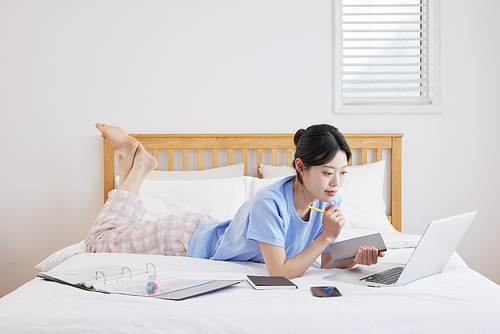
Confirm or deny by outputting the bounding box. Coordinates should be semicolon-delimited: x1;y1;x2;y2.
311;286;342;297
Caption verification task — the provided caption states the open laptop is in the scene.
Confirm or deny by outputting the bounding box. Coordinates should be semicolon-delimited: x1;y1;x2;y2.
323;211;477;287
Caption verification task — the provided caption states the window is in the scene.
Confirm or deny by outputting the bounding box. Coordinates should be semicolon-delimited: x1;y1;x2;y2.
333;0;439;114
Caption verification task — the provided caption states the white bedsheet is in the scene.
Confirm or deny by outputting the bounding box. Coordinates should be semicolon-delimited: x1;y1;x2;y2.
1;248;499;333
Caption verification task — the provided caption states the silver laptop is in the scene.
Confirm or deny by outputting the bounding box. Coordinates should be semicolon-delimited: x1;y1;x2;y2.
323;211;477;287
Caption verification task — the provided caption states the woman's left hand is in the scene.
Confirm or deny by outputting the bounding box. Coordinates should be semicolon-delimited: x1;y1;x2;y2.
353;246;385;266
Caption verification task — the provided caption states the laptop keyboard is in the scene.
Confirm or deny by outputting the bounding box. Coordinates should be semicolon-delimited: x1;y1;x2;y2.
359;266;404;285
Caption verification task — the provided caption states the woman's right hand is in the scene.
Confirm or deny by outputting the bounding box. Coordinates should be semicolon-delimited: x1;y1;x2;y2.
321;204;345;243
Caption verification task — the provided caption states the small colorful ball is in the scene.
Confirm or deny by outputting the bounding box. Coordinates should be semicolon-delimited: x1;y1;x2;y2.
145;281;159;295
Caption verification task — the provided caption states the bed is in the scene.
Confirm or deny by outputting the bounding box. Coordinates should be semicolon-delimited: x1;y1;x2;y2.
1;132;499;333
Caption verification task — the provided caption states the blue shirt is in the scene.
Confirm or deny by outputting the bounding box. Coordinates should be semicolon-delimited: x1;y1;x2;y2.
186;176;341;262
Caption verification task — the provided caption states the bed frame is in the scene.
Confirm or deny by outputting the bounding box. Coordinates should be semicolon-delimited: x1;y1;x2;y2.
103;133;403;231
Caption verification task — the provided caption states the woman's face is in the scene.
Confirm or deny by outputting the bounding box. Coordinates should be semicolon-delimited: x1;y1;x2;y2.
299;151;348;203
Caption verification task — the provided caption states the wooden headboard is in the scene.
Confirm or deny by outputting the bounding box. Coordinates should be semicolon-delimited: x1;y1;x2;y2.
103;133;403;231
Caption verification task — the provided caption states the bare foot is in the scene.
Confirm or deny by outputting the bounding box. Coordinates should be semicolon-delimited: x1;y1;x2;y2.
95;123;138;161
133;142;158;173
117;142;158;195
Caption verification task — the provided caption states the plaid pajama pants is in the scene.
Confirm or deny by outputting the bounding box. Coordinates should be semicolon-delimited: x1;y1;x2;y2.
85;189;213;256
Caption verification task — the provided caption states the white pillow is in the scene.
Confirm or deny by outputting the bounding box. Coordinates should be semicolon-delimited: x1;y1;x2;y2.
139;176;290;223
259;164;296;179
243;176;291;200
146;162;245;180
139;176;249;222
338;160;396;232
35;241;86;272
260;162;396;232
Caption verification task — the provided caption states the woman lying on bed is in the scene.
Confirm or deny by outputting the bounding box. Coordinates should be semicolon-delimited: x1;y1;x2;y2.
85;123;384;279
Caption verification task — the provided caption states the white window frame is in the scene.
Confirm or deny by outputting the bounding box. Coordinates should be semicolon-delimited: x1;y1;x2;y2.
333;0;441;114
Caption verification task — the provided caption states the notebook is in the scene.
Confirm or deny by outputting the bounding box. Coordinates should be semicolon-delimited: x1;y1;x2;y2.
323;211;477;287
329;233;386;263
246;275;298;290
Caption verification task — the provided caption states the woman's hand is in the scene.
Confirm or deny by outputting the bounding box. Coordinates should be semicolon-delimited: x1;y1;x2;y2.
353;246;385;266
322;246;385;269
320;204;345;243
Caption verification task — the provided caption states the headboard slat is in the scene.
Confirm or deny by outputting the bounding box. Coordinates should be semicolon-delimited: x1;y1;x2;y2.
152;149;159;170
167;149;174;171
197;149;203;171
272;149;278;166
212;149;218;169
286;149;294;167
361;149;368;165
227;149;233;165
256;149;263;179
242;149;248;176
182;149;188;171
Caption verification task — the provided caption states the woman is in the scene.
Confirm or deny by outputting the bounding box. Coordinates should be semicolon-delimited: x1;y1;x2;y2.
86;123;383;279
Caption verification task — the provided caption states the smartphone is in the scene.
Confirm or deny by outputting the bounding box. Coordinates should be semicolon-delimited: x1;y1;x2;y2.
311;286;342;297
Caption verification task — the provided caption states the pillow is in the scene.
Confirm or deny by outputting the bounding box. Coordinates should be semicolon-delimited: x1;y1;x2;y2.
244;176;292;200
259;164;295;179
338;160;396;232
35;241;86;272
146;162;245;180
139;176;292;223
260;161;396;232
139;176;249;222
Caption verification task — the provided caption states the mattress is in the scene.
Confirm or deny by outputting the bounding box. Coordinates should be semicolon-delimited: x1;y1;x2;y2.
1;239;499;333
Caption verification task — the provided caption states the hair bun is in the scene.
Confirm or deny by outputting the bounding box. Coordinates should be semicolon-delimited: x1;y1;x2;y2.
293;128;305;146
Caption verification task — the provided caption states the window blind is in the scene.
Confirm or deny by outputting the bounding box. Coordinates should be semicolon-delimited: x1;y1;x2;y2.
342;0;431;105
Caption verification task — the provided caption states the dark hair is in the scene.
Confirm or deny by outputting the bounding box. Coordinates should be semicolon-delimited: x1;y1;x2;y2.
292;124;351;184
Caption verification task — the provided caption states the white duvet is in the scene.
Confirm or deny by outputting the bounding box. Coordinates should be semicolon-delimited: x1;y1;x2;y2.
1;230;500;334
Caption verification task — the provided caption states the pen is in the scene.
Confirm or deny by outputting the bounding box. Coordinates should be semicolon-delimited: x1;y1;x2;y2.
308;205;325;214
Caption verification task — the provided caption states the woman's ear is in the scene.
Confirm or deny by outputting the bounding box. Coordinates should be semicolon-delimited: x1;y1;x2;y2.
295;158;305;174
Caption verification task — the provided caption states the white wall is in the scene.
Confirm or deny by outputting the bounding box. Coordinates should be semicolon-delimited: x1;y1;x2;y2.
1;0;499;297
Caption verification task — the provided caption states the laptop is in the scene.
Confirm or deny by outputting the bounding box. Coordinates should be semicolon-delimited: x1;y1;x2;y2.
323;211;477;287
